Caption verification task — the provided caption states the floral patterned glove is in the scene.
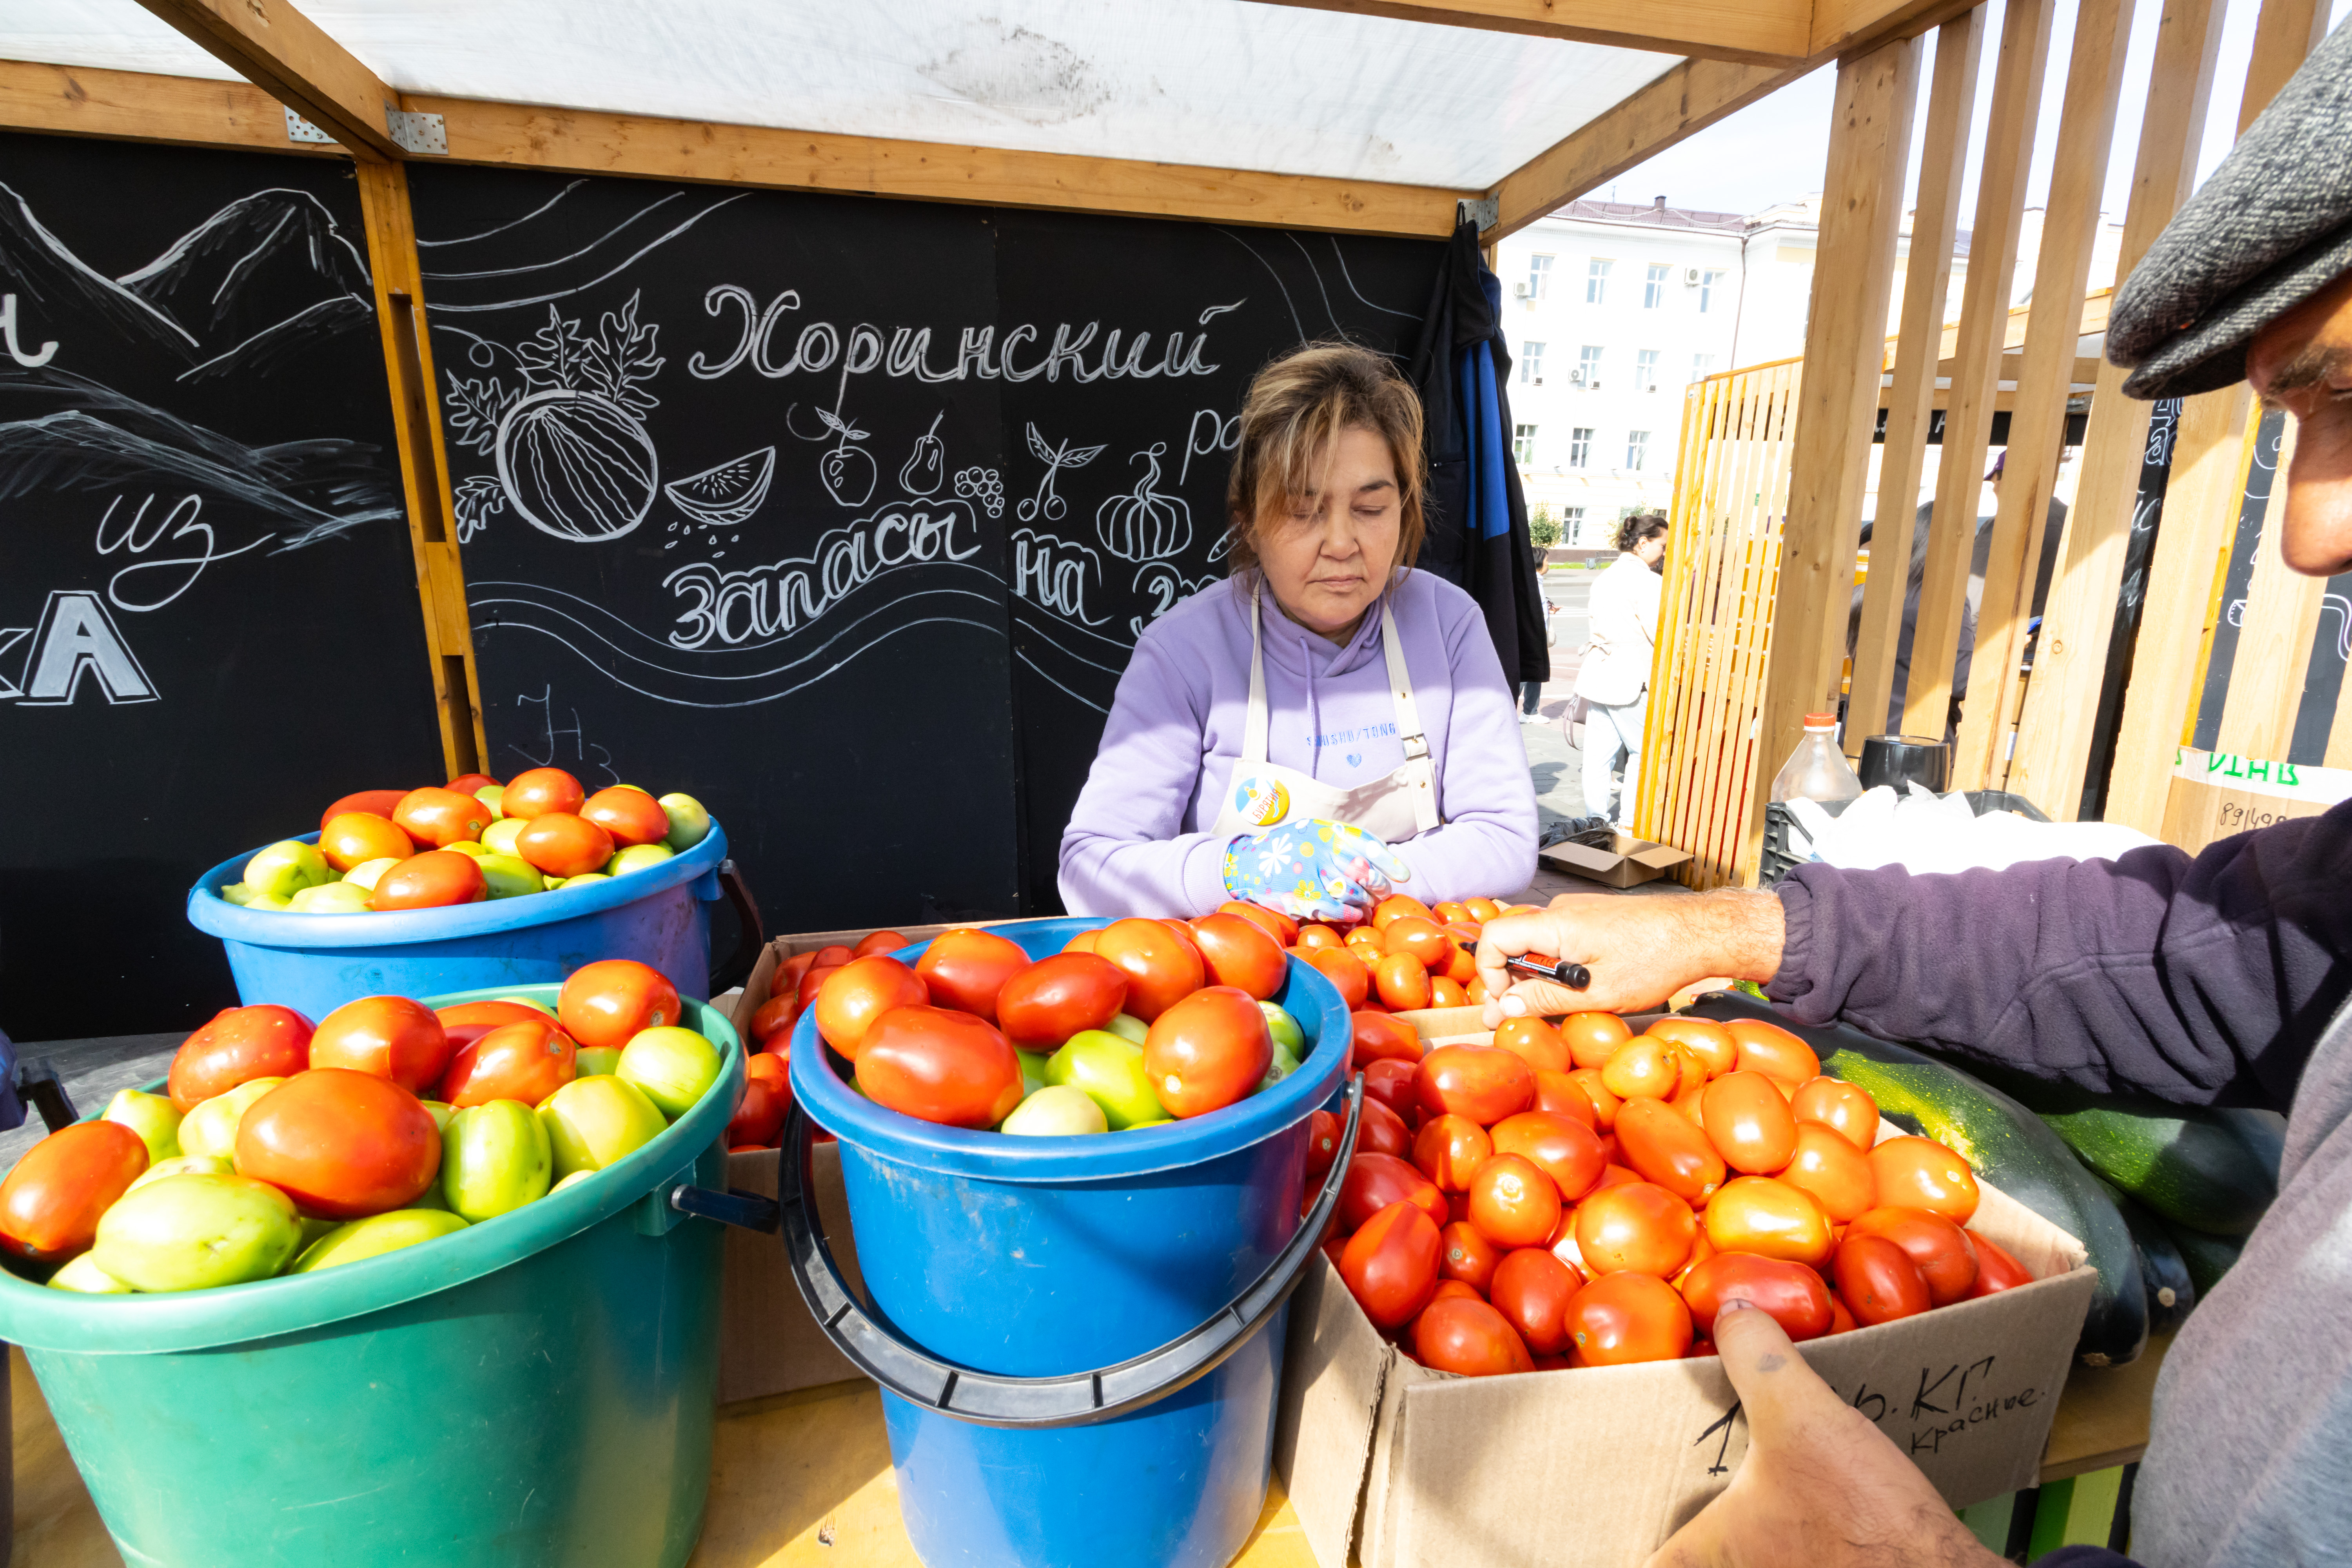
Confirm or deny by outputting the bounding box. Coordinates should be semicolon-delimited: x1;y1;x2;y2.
1222;819;1411;926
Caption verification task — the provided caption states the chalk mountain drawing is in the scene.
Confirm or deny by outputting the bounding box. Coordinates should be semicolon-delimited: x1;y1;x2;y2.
1018;423;1102;521
1096;443;1191;562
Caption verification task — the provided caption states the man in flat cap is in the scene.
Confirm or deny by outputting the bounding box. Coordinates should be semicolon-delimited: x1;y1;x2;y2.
1472;21;2352;1568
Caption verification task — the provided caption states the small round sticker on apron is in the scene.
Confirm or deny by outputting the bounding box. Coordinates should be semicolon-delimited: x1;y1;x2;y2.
1231;775;1290;828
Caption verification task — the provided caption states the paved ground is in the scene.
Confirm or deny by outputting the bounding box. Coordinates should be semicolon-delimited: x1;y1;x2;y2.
1524;565;1597;833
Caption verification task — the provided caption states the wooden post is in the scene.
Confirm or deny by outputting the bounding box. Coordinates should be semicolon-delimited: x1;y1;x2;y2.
1751;36;1922;848
2002;0;2228;817
1847;9;1985;752
1953;0;2140;791
1903;0;2056;738
354;160;488;779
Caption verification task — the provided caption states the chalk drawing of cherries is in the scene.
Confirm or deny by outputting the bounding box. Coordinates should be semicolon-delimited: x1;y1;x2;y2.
814;406;877;508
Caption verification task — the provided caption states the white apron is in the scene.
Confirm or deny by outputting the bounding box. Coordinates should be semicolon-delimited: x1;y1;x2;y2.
1208;592;1442;844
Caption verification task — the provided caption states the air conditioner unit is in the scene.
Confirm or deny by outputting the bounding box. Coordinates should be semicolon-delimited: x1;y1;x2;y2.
1532;377;1544;386
1513;280;1532;298
1684;267;1703;285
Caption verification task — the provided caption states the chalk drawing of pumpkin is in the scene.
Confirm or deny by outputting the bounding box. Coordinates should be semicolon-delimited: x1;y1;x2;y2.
1096;443;1191;562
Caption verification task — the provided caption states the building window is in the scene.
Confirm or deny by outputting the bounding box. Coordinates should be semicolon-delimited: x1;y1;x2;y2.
1522;341;1545;384
1586;258;1612;304
1577;345;1603;388
1644;263;1671;309
1568;427;1593;468
1528;254;1554;299
1512;423;1537;465
1564;505;1587;546
1690;352;1716;383
1636;349;1661;391
1699;269;1727;313
1626;430;1650;470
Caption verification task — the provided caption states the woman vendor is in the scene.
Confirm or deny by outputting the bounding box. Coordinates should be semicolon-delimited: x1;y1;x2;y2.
1058;342;1538;923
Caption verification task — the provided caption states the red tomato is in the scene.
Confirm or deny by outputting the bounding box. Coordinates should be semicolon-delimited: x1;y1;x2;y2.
1381;916;1454;973
319;811;416;873
1573;1181;1696;1276
1828;1293;1858;1333
1350;1011;1423;1069
501;767;586;820
1218;901;1298;947
1781;1120;1879;1221
0;1122;149;1260
1566;1067;1622;1131
1614;1097;1726;1204
370;849;488;911
1678;1253;1834;1342
439;1018;576;1107
1294;923;1343;952
1412;1113;1492;1191
1489;1111;1606;1203
727;1078;788;1147
1559;1011;1633;1071
1566;1271;1693;1365
579;786;671;847
1599;1035;1679;1100
1437;1220;1501;1292
1728;1018;1821;1084
858;1005;1025;1128
1790;1076;1881;1149
1530;1069;1596;1126
1432;900;1470;924
1304;1109;1343;1184
1339;1200;1441;1328
1704;1176;1835;1266
744;1052;788;1089
1063;930;1102;955
1158;918;1201;951
1646;1016;1738;1078
1357;1096;1412;1158
1429;977;1470;1008
1833;1233;1933;1325
310;995;452;1094
434;1000;550;1056
1091;918;1203;1022
446;772;501;795
1345;929;1386;965
775;952;819;994
1868;1136;1981;1224
513;813;615;878
1187;913;1286;1000
236;1069;441;1219
1361;1059;1421;1125
559;959;681;1051
1463;897;1504;922
1966;1231;2035;1296
797;965;844;1007
168;1004;314;1113
810;945;856;968
1305;948;1370;1011
1466;1153;1562;1249
1370;952;1432;1011
1415;1045;1535;1124
1339;1152;1448;1232
1373;895;1437;931
816;956;936;1057
392;786;492;849
1486;1017;1566;1074
749;993;799;1046
319;789;407;830
1145;987;1273;1118
1413;1295;1534;1376
1847;1206;1979;1305
853;929;911;958
994;952;1128;1050
1491;1245;1584;1354
1701;1071;1800;1174
1439;927;1480;986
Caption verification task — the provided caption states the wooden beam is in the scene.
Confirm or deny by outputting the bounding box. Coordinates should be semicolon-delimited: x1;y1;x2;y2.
131;0;400;160
1903;0;2056;736
1809;0;1984;56
1244;0;1813;65
1849;9;1985;750
354;160;488;778
0;57;336;156
1753;34;1922;843
1954;0;2140;791
2239;0;2334;131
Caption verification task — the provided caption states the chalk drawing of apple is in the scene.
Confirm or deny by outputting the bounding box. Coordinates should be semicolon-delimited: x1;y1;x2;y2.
815;407;876;508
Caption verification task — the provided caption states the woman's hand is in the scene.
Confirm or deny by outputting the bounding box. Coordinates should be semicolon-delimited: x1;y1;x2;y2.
1223;819;1409;926
1476;890;1785;1025
1646;1303;2005;1568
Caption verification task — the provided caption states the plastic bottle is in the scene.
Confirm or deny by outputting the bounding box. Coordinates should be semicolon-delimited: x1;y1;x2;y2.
1770;712;1866;804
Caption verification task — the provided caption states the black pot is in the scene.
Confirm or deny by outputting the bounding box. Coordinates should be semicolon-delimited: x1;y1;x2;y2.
1857;734;1954;794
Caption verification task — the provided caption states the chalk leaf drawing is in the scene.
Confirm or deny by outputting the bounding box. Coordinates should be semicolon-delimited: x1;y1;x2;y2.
443;289;664;543
1018;423;1103;521
454;475;506;543
1098;442;1192;562
900;411;946;497
953;465;1005;518
666;446;776;526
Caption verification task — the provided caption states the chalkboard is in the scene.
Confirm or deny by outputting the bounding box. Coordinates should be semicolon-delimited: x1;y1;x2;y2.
0;132;440;1042
407;169;1439;928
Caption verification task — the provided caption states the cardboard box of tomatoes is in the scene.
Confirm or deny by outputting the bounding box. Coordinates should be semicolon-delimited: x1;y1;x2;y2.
1272;1016;2100;1568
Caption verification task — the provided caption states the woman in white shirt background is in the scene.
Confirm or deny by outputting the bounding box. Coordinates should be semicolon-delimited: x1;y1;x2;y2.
1572;512;1668;825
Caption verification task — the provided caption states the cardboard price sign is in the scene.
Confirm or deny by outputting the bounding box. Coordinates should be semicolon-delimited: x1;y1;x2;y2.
2161;748;2352;855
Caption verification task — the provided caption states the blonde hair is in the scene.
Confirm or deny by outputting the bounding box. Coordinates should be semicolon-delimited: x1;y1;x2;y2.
1223;342;1426;577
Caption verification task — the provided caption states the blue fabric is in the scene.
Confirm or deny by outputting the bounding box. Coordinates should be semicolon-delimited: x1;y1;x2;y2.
1457;341;1512;542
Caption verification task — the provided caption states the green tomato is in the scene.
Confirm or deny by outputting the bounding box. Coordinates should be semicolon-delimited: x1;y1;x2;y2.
444;840;494;860
1103;1014;1149;1046
606;842;675;877
442;1100;553;1221
539;1075;668;1178
474;784;506;819
657;793;713;851
1044;1031;1162;1129
178;1076;286;1162
418;1099;457;1132
47;1253;134;1294
616;1026;720;1120
297;1215;339;1249
555;872;611;891
1258;1037;1302;1093
287;880;372;914
1016;1049;1051;1097
341;857;400;891
291;1209;470;1274
92;1173;303;1291
573;1046;622;1077
481;817;527;858
128;1153;232;1192
1124;1117;1175;1130
104;1087;183;1162
1000;1085;1110;1136
1258;1002;1305;1058
220;882;291;910
550;1170;597;1194
242;840;332;899
498;995;559;1019
475;853;545;898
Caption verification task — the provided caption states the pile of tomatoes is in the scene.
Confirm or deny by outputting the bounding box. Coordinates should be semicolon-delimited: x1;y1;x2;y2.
1314;1007;2035;1376
1270;894;1537;1014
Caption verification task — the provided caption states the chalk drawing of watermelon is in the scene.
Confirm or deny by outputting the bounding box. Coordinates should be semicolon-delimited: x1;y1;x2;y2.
666;446;775;526
495;389;659;543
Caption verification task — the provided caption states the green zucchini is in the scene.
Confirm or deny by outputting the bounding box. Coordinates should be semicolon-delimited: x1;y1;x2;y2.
2096;1178;2196;1336
1690;995;2147;1368
2156;1218;2247;1299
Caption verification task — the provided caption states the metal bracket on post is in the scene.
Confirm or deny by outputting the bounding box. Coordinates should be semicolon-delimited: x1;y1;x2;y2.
385;109;448;155
1458;195;1500;232
284;108;335;145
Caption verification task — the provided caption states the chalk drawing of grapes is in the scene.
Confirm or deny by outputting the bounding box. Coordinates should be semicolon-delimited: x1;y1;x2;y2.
443;290;664;544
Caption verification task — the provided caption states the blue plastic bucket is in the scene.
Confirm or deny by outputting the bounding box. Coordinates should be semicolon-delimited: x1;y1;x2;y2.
786;917;1352;1568
185;822;737;1022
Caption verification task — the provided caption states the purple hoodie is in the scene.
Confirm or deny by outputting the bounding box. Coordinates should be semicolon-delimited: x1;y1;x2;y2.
1058;569;1538;917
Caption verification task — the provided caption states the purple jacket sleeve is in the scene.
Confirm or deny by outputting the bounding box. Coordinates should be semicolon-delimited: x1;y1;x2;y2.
1766;799;2352;1109
1056;636;1233;918
1393;595;1539;905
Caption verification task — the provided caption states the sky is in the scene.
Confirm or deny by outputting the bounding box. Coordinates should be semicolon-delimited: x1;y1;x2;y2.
1599;0;2352;224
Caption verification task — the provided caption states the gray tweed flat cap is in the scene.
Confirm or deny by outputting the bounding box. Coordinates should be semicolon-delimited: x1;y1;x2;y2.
2109;20;2352;399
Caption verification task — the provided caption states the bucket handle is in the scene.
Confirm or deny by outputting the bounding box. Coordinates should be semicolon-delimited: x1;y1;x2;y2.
777;1073;1365;1429
709;859;766;994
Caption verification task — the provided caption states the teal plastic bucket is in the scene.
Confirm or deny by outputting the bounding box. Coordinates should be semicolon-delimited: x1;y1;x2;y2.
785;917;1356;1568
0;985;743;1568
185;823;749;1022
